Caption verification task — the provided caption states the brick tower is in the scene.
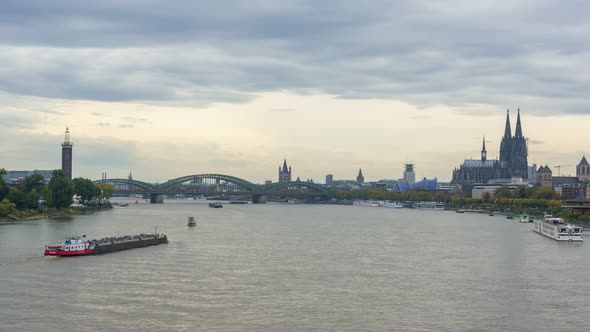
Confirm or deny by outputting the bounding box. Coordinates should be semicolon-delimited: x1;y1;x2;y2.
61;127;73;180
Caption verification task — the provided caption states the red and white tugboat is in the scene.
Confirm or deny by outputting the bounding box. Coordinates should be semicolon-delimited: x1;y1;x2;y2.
44;235;95;256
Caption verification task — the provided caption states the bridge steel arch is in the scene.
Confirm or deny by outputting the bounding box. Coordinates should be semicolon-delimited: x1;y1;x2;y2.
93;178;158;192
157;174;257;193
260;181;328;195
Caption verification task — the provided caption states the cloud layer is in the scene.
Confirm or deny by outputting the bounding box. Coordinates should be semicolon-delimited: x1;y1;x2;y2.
1;1;590;182
1;1;590;114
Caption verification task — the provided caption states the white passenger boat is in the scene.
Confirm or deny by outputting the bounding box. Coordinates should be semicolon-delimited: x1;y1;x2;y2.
353;200;380;207
384;201;404;208
412;201;445;210
532;214;583;242
519;214;531;223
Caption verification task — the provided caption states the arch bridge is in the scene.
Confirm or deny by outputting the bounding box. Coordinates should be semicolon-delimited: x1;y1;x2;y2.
94;174;328;203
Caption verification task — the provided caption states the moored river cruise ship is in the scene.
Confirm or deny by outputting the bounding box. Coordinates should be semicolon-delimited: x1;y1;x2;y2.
533;214;583;242
412;201;445;210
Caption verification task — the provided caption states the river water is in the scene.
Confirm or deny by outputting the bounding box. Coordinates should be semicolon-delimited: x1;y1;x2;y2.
1;201;589;331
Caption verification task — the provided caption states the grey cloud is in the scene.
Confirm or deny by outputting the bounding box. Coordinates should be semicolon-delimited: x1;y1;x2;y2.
119;124;134;128
31;108;63;115
0;125;255;182
528;140;544;145
270;109;295;113
122;116;149;123
97;122;111;127
0;128;137;176
1;1;590;114
0;112;33;129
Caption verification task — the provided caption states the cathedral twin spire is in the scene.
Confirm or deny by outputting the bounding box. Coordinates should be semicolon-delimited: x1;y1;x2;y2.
503;108;523;139
481;136;487;163
503;109;512;140
514;108;523;138
500;108;528;178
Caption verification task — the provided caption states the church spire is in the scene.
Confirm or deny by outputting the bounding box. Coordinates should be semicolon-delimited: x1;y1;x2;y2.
514;108;523;138
503;109;512;139
481;136;487;163
357;168;364;183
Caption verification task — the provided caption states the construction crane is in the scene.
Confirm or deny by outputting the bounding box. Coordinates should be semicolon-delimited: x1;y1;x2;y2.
554;165;573;176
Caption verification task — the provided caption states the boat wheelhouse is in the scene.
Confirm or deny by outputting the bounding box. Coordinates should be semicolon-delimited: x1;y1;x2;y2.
44;236;95;256
532;214;583;242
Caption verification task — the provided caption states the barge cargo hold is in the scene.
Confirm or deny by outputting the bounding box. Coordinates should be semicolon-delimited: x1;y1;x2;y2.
44;233;168;256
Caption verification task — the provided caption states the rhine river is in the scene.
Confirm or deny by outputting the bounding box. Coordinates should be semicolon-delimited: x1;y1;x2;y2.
1;201;589;331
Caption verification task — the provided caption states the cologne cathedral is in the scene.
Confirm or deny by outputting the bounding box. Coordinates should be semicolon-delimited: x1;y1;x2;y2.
452;109;529;185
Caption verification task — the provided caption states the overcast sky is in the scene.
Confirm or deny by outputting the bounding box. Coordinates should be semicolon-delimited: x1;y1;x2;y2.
1;0;589;183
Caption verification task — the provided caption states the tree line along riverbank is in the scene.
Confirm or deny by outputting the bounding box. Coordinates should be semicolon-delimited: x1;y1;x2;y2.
327;186;590;226
0;168;114;221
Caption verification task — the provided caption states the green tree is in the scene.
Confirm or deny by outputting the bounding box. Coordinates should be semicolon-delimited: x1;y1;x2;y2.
494;187;513;199
0;168;8;201
25;189;40;209
46;170;74;209
434;191;449;202
23;173;46;193
0;198;17;216
98;184;115;199
531;187;559;200
7;188;25;209
72;178;101;202
482;192;491;202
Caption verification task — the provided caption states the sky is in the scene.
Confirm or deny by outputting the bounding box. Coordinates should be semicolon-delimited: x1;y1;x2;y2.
1;0;589;183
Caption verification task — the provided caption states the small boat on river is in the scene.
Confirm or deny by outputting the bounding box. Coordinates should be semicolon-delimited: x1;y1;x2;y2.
209;202;223;208
187;216;197;227
384;201;404;208
519;214;530;223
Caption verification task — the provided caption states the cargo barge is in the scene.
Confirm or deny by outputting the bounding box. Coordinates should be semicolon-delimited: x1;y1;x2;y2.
44;232;167;256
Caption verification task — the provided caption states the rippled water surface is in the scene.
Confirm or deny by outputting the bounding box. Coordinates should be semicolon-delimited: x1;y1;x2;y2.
1;201;589;331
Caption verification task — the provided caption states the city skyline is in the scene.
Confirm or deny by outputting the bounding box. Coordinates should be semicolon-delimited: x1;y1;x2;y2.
1;1;590;182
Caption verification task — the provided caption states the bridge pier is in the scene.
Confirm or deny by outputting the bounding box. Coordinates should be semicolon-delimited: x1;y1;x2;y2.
252;195;267;204
150;194;164;204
